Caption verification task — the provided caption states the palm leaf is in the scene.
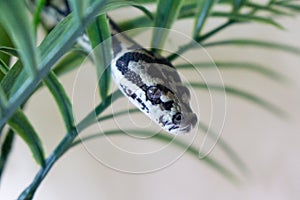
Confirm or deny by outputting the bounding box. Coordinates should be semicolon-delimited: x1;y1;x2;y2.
8;110;45;166
176;61;287;82
71;129;241;183
190;82;287;117
203;38;300;55
87;14;112;101
0;1;39;76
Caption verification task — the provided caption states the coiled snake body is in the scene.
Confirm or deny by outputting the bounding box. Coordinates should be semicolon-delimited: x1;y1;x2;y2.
36;0;197;134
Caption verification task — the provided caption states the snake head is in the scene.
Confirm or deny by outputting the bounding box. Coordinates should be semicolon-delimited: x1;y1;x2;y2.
150;84;197;134
112;48;198;134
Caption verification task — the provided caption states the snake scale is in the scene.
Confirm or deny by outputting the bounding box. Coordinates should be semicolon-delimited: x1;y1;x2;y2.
34;0;197;134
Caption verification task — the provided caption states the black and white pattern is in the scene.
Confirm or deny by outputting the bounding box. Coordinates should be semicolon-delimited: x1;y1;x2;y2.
36;0;197;134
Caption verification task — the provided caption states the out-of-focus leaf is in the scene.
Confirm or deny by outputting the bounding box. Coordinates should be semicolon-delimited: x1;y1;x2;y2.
273;0;299;5
0;61;23;98
0;23;12;65
152;0;184;52
179;3;197;18
87;14;112;101
211;12;284;29
95;107;249;175
0;1;39;76
0;0;141;127
245;2;294;16
132;5;154;20
0;59;9;116
68;0;90;21
197;122;250;176
190;83;287;117
76;90;123;132
0;59;9;78
71;129;240;183
274;1;300;11
8;110;45;166
176;61;287;82
203;39;300;55
0;84;8;115
0;46;19;58
43;72;75;132
0;129;15;180
33;0;46;32
53;50;86;76
97;108;140;122
119;15;153;30
193;0;216;38
233;0;246;12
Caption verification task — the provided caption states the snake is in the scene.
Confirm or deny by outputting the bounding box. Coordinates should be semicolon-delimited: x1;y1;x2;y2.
32;0;198;134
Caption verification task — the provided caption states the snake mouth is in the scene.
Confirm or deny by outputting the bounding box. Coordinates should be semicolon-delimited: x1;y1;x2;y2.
177;113;198;133
178;125;192;133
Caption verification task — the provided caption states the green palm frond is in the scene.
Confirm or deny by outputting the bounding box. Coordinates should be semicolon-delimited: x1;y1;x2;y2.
0;0;299;199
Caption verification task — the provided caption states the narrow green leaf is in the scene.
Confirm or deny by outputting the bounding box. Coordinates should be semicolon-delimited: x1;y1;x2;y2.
0;23;12;65
197;122;250;176
71;129;240;183
0;46;19;58
168;20;235;61
119;15;153;30
176;61;287;82
68;0;90;21
0;0;39;76
203;39;300;55
193;0;216;38
8;110;45;166
87;14;112;101
152;0;184;52
97;108;140;122
218;0;235;4
53;50;87;76
0;59;12;116
233;0;246;12
76;90;123;132
273;0;299;5
0;61;23;97
130;0;157;3
0;85;8;115
95;107;249;175
43;72;75;132
119;1;198;31
179;3;198;19
0;59;9;78
0;129;15;180
277;3;300;11
0;0;138;127
211;11;284;29
132;5;154;20
190;82;287;117
245;2;294;16
33;0;46;33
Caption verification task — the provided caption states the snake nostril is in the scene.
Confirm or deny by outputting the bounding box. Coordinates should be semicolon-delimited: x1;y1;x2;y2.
162;101;174;110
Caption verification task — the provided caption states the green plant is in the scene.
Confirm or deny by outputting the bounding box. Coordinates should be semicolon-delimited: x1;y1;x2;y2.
0;0;299;199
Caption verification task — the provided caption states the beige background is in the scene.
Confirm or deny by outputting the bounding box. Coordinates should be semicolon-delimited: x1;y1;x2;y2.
1;6;300;200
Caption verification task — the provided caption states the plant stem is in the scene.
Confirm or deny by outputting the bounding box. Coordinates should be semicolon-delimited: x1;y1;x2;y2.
17;91;122;200
18;133;74;200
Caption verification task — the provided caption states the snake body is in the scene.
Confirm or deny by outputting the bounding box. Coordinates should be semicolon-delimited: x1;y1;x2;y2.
36;0;197;134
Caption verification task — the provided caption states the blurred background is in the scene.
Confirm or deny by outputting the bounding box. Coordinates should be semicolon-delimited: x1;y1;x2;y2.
1;6;300;200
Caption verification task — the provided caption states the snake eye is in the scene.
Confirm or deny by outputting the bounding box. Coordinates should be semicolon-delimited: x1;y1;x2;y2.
172;112;182;125
146;86;162;101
